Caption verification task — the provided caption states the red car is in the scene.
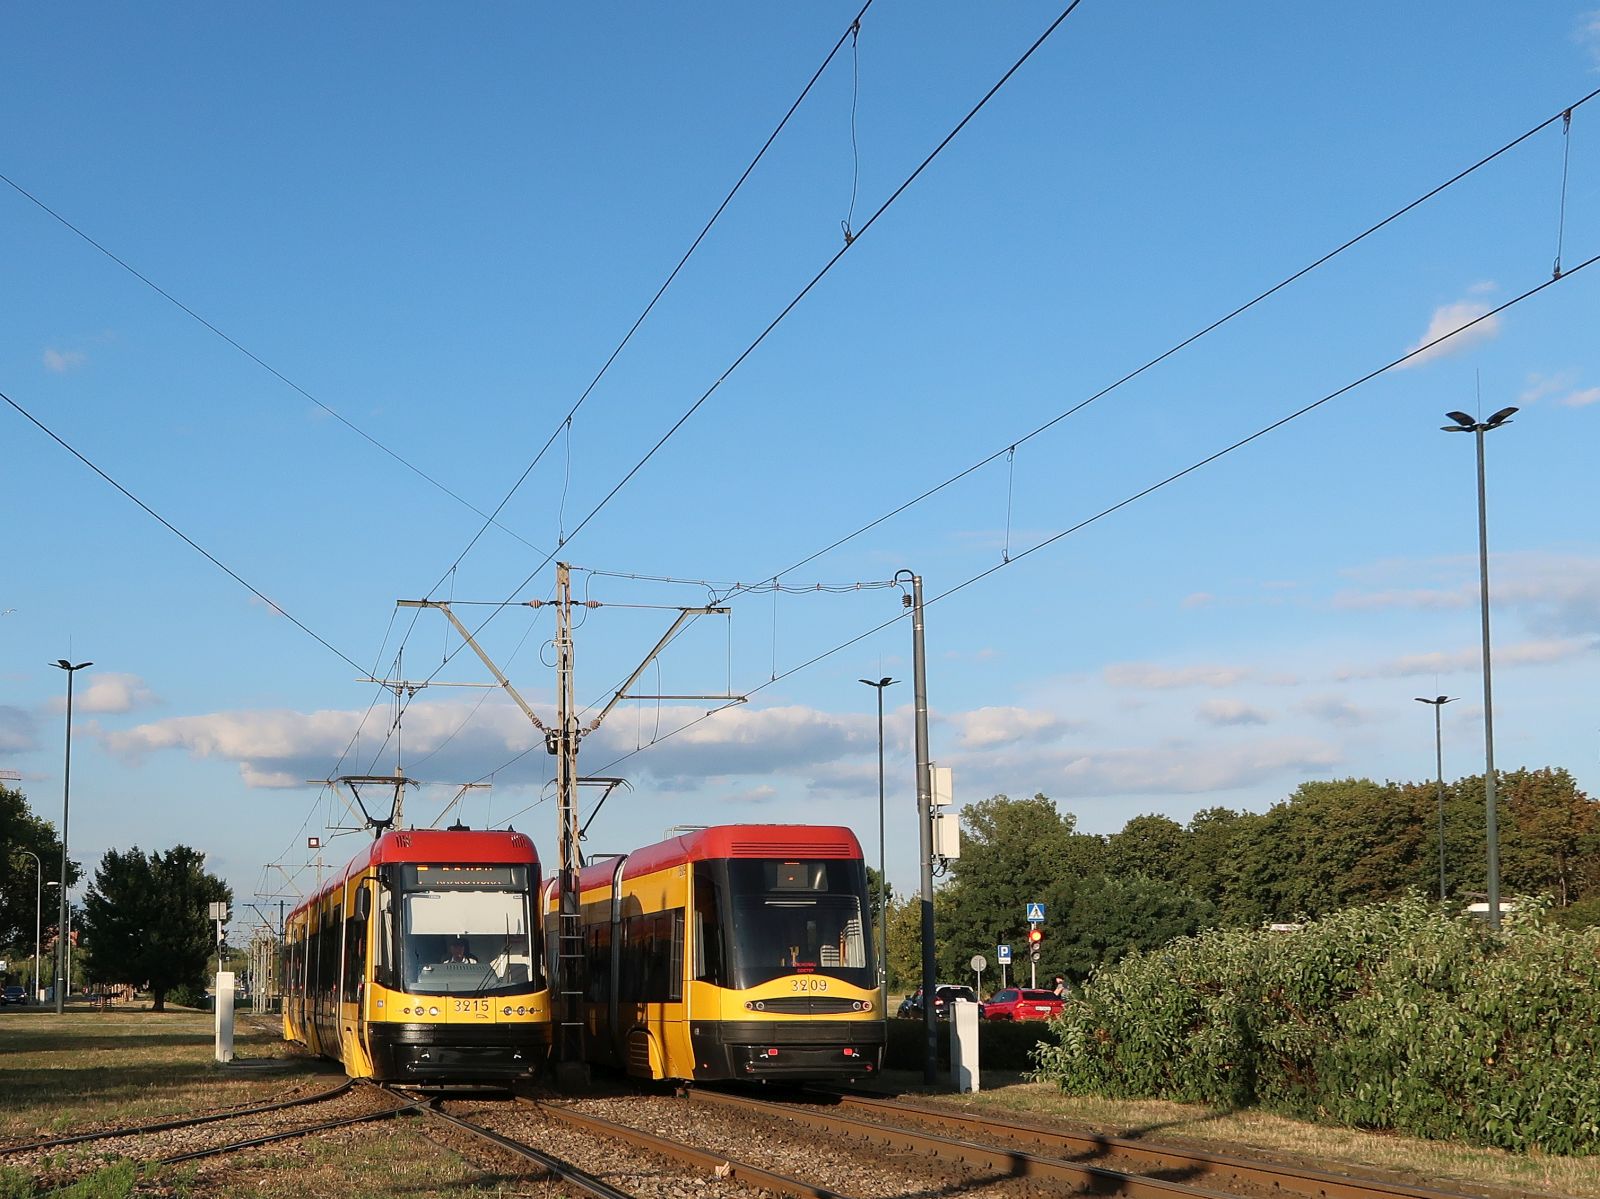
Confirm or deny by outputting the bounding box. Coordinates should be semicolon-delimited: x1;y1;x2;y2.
984;988;1063;1021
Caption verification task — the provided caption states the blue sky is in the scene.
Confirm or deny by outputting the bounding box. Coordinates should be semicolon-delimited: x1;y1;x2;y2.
3;3;1598;929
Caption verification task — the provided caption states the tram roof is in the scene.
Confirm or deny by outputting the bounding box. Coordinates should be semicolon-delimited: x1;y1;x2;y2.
290;827;539;917
577;824;862;889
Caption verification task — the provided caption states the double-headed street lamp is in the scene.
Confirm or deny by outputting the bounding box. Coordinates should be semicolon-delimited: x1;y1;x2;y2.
1441;407;1515;929
1414;696;1455;903
51;658;91;1012
859;675;897;1018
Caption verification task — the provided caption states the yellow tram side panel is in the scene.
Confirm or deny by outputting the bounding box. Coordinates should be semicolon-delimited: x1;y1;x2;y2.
575;862;695;1080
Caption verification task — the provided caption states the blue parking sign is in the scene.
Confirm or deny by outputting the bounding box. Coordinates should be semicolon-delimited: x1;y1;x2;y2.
996;944;1012;964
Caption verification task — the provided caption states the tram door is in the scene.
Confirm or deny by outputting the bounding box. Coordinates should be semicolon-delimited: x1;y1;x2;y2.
339;879;375;1076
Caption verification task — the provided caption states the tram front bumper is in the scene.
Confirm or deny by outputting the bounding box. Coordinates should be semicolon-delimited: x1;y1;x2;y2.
368;1021;550;1081
690;1018;886;1080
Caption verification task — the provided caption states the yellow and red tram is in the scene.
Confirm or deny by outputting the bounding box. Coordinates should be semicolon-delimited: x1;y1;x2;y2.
553;824;885;1082
283;827;550;1081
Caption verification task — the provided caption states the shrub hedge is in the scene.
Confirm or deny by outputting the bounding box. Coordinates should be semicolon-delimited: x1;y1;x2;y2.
1031;895;1600;1155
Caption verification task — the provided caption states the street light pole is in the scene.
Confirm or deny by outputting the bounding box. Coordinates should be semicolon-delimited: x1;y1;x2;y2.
21;850;42;1002
1414;696;1455;903
1442;407;1515;930
859;676;897;1019
50;658;92;1012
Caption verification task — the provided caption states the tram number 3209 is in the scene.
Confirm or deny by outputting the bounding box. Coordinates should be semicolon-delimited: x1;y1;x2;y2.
790;978;829;992
452;998;492;1017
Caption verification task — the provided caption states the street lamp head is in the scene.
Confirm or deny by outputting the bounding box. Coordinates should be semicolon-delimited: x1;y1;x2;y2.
51;660;93;672
858;676;898;689
1443;411;1476;431
1414;695;1455;706
1485;406;1518;428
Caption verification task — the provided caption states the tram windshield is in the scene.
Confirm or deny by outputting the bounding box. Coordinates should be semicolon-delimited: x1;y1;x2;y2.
389;863;538;995
700;859;876;990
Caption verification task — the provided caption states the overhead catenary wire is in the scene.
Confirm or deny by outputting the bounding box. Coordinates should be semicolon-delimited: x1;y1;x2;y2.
1;386;365;674
321;2;888;796
752;84;1600;589
418;0;878;596
0;172;548;558
564;249;1599;789
410;0;1089;703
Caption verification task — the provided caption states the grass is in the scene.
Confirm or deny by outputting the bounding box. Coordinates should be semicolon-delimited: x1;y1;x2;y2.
0;1006;554;1196
881;1069;1600;1199
0;1006;316;1141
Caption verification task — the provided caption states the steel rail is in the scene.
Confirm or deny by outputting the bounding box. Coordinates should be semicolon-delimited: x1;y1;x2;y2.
157;1098;423;1164
528;1096;852;1199
809;1090;1484;1199
0;1079;355;1155
684;1087;1255;1199
416;1100;640;1199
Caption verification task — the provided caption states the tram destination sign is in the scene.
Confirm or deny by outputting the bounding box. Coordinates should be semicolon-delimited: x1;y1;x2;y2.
402;864;521;890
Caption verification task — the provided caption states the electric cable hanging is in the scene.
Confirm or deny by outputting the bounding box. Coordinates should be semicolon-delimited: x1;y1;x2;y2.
1554;107;1573;279
417;0;878;600
565;248;1599;788
842;17;862;245
757;84;1600;587
401;0;1087;700
2;386;364;674
0;173;547;557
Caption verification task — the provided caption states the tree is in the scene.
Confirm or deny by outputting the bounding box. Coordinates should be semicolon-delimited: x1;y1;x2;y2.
1106;814;1186;882
940;794;1086;980
1053;872;1216;981
79;845;231;1011
1;784;76;954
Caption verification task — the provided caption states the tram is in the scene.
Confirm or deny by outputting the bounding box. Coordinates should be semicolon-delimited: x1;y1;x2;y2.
283;826;550;1081
551;824;885;1081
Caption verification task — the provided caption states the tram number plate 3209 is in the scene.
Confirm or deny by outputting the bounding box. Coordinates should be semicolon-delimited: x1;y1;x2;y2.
452;998;492;1019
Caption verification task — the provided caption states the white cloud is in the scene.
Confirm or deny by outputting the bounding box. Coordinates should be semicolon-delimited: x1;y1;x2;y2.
1196;698;1270;727
1578;9;1600;67
1334;553;1600;636
1340;636;1598;680
1398;293;1502;369
75;673;159;715
1519;371;1599;408
1181;592;1214;609
43;347;87;373
1104;662;1250;690
956;706;1069;749
0;705;39;753
1045;737;1341;796
1298;696;1370;727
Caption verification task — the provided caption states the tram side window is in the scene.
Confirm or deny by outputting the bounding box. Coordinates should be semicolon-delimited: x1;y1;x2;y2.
343;893;366;1004
620;910;682;1004
373;880;394;990
306;923;319;998
692;864;726;986
585;920;611;1002
320;907;341;1000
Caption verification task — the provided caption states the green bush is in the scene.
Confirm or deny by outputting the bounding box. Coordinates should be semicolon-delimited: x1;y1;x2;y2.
1032;895;1600;1155
166;982;209;1009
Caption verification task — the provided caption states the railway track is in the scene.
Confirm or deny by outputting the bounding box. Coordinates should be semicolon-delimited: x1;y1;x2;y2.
402;1086;849;1199
684;1085;1491;1199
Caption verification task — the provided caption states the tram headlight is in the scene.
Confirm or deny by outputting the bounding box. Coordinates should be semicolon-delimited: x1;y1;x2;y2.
428;1006;440;1017
516;1006;526;1016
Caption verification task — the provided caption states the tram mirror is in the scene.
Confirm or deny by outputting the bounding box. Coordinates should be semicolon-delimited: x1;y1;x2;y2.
354;885;371;922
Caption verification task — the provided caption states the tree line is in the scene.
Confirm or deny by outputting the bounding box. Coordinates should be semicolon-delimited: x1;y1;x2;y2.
880;766;1598;990
2;784;231;1008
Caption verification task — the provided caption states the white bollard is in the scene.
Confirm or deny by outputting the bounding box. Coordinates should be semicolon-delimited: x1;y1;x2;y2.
949;998;980;1093
214;971;235;1063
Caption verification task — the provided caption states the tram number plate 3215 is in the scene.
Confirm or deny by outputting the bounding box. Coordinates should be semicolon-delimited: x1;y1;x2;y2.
453;998;492;1019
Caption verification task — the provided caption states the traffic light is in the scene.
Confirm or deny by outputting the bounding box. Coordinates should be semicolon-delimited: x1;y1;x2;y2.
1027;925;1043;962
